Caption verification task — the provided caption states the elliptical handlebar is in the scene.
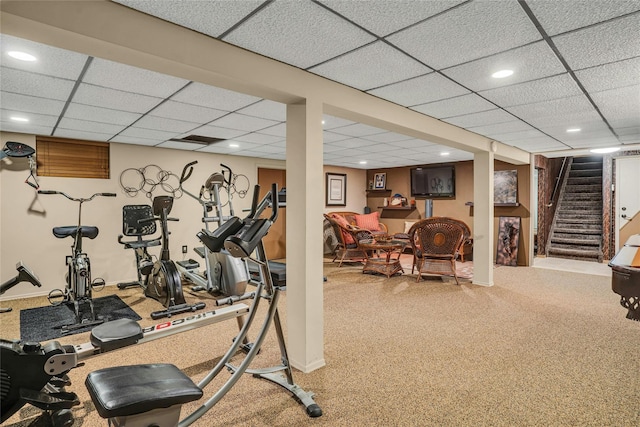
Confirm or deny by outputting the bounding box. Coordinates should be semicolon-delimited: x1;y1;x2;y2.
220;163;232;186
180;160;197;185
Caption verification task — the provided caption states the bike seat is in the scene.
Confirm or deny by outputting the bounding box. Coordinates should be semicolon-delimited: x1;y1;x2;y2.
53;226;99;240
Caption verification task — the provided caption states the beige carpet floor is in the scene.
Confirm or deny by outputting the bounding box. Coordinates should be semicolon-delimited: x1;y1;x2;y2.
1;259;638;426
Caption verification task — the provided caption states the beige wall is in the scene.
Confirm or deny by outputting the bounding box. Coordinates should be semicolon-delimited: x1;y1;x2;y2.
367;160;532;265
1;132;369;300
0;132;283;299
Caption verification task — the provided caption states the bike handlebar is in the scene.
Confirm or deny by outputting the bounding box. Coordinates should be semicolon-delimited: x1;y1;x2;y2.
38;190;117;202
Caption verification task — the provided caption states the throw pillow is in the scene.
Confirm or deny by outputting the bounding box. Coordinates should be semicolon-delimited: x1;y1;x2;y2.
355;212;381;232
330;214;356;245
404;221;418;234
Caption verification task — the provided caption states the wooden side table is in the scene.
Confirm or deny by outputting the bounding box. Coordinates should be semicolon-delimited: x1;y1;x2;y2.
359;239;407;278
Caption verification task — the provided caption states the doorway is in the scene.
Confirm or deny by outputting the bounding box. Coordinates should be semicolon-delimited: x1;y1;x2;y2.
615;156;640;248
258;167;286;260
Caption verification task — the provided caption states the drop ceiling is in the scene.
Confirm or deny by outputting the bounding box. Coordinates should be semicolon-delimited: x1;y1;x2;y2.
1;0;639;169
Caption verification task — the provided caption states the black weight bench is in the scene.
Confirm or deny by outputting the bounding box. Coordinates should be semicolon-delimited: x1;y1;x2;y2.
85;363;202;426
247;260;286;287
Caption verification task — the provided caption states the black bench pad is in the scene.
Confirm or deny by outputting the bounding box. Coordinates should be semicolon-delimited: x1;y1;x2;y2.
85;364;202;419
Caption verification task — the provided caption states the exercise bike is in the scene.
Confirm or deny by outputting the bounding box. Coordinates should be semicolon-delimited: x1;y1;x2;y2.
124;195;205;320
177;160;248;297
0;262;42;313
38;190;116;332
1;184;321;427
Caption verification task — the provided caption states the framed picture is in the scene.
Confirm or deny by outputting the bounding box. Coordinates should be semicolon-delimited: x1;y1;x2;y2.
326;173;347;206
373;172;386;189
496;216;521;266
494;170;518;204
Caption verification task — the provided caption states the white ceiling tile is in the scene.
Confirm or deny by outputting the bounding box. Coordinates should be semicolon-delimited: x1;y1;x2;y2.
591;85;640;125
565;135;620;148
443;109;516;128
442;42;566;92
386;0;541;69
318;0;465;37
258;123;286;137
309;41;431;91
492;129;550;143
195;144;235;155
112;0;264;38
322;130;352;143
209;112;279;132
235;132;283;144
325;137;373;149
0;109;58;127
82;58;189;97
479;74;583;108
53;128;114;142
118;126;177;141
322;144;348;153
223;0;376;69
0;34;88;79
236;100;286;121
155;140;204;150
1;67;75;101
467;120;535;137
0;121;54;135
110;136;160;146
73;84;162;113
393;138;438;149
506;95;595;121
184;124;246;140
536;120;612;139
364;132;414;143
527;0;640;36
149;100;227;123
329;123;386;137
133;115;199;133
552;13;640;70
411;94;496;118
65;103;141;126
524;109;605;129
57;117;126;135
507;137;569;152
322;115;355;129
0;92;65;116
608;117;640;129
170;82;260;111
367;72;468;106
576;57;640;94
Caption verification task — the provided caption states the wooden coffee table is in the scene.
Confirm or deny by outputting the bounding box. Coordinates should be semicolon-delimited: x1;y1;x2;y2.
359;238;407;278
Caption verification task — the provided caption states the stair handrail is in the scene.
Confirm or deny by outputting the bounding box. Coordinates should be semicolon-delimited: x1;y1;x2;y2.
546;157;569;208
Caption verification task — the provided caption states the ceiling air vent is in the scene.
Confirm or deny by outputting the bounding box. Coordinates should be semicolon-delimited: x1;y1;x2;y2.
169;135;226;145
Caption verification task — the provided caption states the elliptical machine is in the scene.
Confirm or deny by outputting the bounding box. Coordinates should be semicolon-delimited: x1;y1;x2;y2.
134;195;205;319
177;161;248;297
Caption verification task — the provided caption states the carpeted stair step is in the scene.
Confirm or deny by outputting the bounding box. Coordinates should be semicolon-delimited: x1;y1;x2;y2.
563;184;601;192
566;176;602;185
550;236;601;246
558;205;601;212
555;218;602;225
562;193;602;201
553;226;602;234
570;169;602;178
547;246;601;259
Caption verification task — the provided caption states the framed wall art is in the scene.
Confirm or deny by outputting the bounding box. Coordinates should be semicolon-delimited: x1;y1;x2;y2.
326;172;347;206
496;216;521;266
494;170;518;204
373;172;386;189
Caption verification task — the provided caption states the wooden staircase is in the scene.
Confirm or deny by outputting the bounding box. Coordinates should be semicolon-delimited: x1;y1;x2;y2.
547;156;604;262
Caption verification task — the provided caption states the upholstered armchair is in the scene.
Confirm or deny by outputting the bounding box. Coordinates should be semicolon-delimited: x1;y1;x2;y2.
408;217;471;285
324;213;374;267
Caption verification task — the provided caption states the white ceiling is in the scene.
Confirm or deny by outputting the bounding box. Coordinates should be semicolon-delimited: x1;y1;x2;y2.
1;0;639;169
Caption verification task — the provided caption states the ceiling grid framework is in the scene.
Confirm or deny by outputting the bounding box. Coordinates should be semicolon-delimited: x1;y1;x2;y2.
0;0;638;169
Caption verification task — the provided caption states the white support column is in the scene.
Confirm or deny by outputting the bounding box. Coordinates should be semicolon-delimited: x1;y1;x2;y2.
285;99;326;373
473;151;495;286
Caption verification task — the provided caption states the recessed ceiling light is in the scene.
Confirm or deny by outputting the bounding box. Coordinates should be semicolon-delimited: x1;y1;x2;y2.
322;120;326;125
10;116;29;122
590;147;620;154
491;69;513;79
359;161;367;164
229;143;239;148
566;128;581;133
440;152;450;156
8;51;36;62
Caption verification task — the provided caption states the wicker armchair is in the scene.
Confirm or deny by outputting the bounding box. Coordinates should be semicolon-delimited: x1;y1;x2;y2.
326;211;387;236
324;213;373;267
408;217;471;285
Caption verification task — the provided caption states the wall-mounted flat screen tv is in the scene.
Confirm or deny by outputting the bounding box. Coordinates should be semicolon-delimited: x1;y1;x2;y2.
410;165;455;198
